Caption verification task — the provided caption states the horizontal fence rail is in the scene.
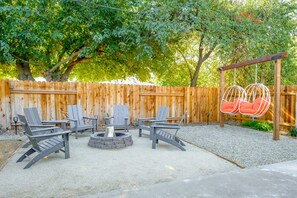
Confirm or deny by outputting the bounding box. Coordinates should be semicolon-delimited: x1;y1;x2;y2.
0;80;296;132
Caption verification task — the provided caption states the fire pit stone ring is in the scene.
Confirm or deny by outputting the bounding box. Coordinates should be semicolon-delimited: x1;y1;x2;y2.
88;131;133;149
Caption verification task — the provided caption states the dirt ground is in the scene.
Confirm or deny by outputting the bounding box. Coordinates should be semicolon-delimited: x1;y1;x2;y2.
0;141;22;170
0;128;23;171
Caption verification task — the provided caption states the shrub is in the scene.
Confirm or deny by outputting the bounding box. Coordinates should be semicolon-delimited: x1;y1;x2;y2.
288;127;297;137
240;121;273;132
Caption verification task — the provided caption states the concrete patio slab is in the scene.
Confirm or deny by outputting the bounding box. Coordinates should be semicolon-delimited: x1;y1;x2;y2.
89;160;297;198
0;130;237;198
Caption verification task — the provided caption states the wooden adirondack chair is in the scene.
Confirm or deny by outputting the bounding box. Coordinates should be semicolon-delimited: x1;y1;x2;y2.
138;106;168;138
67;105;98;139
22;107;66;148
24;107;68;130
105;105;129;132
17;114;71;169
151;112;187;151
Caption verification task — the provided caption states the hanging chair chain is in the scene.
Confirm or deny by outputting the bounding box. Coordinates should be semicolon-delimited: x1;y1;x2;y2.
255;64;258;84
234;68;236;85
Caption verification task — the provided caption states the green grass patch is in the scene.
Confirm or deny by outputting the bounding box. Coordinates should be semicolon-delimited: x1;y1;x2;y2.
241;121;273;132
288;127;297;137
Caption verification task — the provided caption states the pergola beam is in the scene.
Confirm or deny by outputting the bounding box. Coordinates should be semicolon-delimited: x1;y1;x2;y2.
217;52;288;71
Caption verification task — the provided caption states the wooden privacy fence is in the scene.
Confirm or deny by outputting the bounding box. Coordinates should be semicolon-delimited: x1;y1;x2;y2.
0;80;296;131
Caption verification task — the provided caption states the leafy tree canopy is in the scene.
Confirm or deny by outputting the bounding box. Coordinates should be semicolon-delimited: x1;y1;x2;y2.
0;0;296;87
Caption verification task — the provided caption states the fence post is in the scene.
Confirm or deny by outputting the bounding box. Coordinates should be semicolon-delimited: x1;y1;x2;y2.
295;92;297;129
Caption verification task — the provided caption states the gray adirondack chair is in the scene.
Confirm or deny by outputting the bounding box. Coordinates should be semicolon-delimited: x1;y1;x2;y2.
24;107;68;130
105;105;129;132
67;105;98;139
23;107;68;148
151;111;187;151
138;106;168;138
17;114;71;169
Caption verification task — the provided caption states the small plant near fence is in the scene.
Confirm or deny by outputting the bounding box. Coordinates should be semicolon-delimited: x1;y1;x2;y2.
287;127;297;137
241;121;273;132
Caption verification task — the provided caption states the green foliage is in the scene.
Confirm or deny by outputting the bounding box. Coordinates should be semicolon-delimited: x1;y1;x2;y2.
0;64;17;80
288;127;297;137
142;0;297;87
0;0;296;85
241;121;273;132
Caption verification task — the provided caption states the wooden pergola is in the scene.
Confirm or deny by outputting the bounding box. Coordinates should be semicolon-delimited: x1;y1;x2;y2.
217;52;288;140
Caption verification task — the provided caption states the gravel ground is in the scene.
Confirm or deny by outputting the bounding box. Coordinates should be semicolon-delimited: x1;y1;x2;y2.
177;124;297;168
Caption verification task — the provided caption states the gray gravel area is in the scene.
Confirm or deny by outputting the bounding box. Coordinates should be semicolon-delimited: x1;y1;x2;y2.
177;124;297;168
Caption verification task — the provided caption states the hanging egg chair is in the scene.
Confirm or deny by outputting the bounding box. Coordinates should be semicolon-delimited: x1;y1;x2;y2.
220;85;247;115
239;83;271;117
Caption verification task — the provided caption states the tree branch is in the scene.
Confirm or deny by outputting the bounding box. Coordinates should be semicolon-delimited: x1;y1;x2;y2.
11;54;41;67
175;44;193;79
201;48;214;63
49;49;83;73
198;34;205;62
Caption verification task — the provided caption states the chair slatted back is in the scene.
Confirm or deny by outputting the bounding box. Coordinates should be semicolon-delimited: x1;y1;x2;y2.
17;114;41;152
24;107;43;125
179;111;187;126
67;105;85;128
156;106;168;120
113;105;129;125
174;111;187;136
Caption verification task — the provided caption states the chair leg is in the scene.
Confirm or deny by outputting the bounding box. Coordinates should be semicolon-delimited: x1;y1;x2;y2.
23;147;60;169
17;148;35;163
139;129;142;137
23;153;46;169
149;128;154;140
22;141;32;148
63;134;70;159
152;136;157;149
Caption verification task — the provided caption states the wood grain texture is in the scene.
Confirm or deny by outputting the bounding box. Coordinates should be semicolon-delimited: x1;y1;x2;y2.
0;80;296;132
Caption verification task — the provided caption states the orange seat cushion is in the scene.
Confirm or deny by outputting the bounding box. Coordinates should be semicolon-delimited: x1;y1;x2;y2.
254;98;269;115
221;98;241;113
240;98;269;115
240;101;257;114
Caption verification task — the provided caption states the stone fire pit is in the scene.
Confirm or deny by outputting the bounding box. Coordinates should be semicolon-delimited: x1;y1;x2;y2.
88;132;133;149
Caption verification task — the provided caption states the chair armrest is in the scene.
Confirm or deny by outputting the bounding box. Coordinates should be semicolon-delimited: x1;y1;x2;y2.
150;119;167;123
29;124;57;128
83;116;98;121
137;117;155;121
166;116;181;121
151;125;180;130
42;120;68;124
154;122;179;126
67;118;78;122
31;127;59;133
28;130;72;139
104;116;114;120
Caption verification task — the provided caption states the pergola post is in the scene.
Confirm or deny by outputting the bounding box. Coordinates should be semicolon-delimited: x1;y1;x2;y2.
273;58;281;140
220;70;224;127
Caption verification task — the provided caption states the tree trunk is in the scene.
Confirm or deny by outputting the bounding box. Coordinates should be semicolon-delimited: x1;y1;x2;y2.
189;34;215;87
190;60;203;87
59;63;76;82
190;49;213;87
15;58;35;81
43;54;88;82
